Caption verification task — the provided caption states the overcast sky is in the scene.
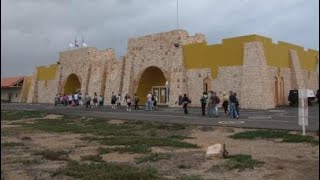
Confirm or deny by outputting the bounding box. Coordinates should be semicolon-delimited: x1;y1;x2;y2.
1;0;319;78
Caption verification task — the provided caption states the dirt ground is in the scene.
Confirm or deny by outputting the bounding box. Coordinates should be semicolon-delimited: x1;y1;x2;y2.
1;115;319;180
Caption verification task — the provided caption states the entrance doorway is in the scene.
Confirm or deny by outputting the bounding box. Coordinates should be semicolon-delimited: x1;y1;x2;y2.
64;74;81;94
136;66;168;105
151;86;169;105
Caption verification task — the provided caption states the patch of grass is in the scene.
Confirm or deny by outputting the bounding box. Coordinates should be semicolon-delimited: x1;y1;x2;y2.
21;159;40;165
136;153;171;163
180;175;204;180
99;144;151;154
229;130;319;145
282;134;319;145
100;136;198;148
33;150;70;161
79;136;100;142
1;127;34;136
80;155;103;162
168;135;194;140
229;130;289;139
141;122;187;131
23;118;135;136
1;142;24;148
52;161;159;179
1;110;47;120
208;164;224;172
224;154;264;171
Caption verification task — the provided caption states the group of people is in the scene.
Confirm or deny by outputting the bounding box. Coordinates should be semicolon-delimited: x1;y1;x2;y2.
199;91;240;119
175;91;239;119
54;92;104;108
110;92;140;111
54;90;240;119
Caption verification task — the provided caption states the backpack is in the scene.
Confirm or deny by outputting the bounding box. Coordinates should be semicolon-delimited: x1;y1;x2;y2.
216;96;220;104
112;95;116;101
151;96;155;101
200;96;207;103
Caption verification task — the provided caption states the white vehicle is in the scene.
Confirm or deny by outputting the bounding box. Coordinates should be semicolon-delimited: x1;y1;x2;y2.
307;89;315;100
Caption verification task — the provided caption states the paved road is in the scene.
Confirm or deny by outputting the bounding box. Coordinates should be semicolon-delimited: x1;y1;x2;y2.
1;103;319;131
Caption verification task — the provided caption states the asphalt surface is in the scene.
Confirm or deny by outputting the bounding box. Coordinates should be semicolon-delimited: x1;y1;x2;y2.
1;103;319;131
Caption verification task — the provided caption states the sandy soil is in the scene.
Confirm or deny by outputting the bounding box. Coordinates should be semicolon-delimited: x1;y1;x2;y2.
1;117;319;180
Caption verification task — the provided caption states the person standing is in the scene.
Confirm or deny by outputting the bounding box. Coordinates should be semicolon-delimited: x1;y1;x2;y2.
222;92;229;116
208;91;217;118
126;95;132;111
54;94;60;106
78;93;83;106
68;94;73;106
147;92;152;111
116;94;122;109
98;95;103;108
85;93;92;109
229;92;239;119
74;92;79;106
234;92;240;117
200;92;207;116
134;93;140;110
111;92;116;109
153;93;158;110
182;94;191;114
93;92;98;107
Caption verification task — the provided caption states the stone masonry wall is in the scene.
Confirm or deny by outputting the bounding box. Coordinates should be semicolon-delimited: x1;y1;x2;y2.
306;71;319;93
185;68;211;107
104;57;124;105
241;42;274;109
289;49;306;90
121;30;206;107
26;70;38;103
212;66;243;107
58;47;116;98
37;80;58;103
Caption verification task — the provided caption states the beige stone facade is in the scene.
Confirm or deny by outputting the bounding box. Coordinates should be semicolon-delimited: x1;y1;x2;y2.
26;30;319;109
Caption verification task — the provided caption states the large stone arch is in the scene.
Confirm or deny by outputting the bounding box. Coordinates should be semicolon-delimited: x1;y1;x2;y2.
134;66;170;105
63;73;82;94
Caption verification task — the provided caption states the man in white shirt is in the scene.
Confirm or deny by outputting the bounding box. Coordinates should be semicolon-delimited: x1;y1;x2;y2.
74;93;79;106
147;92;152;111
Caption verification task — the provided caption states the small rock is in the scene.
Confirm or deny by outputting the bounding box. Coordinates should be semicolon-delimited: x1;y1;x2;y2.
206;144;228;159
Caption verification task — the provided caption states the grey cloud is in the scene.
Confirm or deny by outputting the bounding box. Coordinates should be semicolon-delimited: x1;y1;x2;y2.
1;0;318;78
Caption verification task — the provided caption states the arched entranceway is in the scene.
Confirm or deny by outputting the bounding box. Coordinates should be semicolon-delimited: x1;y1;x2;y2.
279;77;285;105
64;74;81;94
203;77;212;94
274;77;279;106
136;66;168;105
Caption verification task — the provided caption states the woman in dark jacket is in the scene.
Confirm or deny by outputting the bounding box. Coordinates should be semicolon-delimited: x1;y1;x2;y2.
182;94;191;114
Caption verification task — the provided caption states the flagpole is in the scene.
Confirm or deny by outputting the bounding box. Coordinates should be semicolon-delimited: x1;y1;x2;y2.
177;0;179;30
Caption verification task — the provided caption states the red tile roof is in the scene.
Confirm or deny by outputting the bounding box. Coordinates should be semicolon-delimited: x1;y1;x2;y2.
1;76;25;88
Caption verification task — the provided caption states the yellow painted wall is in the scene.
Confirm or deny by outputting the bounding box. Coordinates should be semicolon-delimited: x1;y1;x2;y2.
136;67;166;105
37;64;57;81
183;35;318;78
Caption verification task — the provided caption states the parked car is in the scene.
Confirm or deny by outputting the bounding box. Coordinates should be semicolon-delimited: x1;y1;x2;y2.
288;89;315;106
